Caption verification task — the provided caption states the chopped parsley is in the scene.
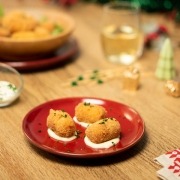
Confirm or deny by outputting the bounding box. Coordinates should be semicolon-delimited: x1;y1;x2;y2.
99;118;108;124
78;75;84;81
90;70;99;80
70;69;106;87
84;102;91;106
62;114;67;118
97;79;104;84
90;75;96;80
71;81;78;86
99;121;105;124
93;69;99;74
0;6;4;17
52;24;63;35
8;83;17;91
74;130;82;138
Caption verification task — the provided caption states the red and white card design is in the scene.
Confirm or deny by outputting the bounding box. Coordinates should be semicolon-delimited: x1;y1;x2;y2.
154;149;180;180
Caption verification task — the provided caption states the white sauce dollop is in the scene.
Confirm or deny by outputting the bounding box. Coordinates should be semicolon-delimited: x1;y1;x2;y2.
84;136;120;149
0;81;17;103
47;128;77;142
73;116;90;128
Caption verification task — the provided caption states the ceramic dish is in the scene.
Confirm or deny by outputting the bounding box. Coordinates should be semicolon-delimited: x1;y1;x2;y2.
2;38;78;72
0;63;23;107
22;97;145;158
0;7;75;60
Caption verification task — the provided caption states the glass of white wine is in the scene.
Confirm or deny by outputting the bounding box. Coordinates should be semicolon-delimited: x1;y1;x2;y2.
101;1;144;65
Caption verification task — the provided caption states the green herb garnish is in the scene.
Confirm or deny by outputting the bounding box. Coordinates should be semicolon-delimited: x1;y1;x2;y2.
74;130;82;138
90;70;99;80
89;70;104;85
71;81;78;86
84;102;91;106
93;69;99;74
78;75;84;81
90;76;96;80
61;114;67;118
97;79;104;84
0;6;4;17
99;121;105;124
8;83;17;91
99;118;108;124
52;24;63;35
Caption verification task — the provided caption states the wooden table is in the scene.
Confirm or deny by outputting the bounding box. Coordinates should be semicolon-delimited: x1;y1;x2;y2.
0;1;180;179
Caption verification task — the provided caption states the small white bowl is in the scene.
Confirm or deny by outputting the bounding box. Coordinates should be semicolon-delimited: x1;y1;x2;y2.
0;63;23;107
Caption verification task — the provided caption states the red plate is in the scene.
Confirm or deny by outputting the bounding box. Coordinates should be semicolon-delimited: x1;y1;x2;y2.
1;38;78;72
22;97;145;158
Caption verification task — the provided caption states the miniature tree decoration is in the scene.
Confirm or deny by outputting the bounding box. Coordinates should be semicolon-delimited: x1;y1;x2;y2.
155;38;176;80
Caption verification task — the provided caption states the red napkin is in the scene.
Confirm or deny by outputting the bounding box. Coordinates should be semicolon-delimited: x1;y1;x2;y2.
154;149;180;180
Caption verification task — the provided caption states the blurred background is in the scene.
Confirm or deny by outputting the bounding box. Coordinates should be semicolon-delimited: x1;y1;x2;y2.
38;0;180;24
84;0;180;13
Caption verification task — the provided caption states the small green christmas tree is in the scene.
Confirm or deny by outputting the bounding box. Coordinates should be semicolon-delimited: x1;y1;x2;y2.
155;38;176;80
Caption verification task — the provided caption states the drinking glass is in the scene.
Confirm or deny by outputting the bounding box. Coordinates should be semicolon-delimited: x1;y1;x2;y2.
101;1;144;65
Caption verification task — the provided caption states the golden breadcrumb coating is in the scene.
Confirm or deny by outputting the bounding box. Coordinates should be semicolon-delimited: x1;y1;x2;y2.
40;21;55;32
2;11;37;33
34;26;50;38
47;109;76;138
0;10;64;39
11;31;37;40
75;102;107;123
11;28;50;40
0;27;10;37
85;118;121;144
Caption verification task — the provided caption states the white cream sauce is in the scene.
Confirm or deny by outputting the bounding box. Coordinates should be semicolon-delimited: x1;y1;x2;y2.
84;136;120;149
0;81;17;103
73;116;91;128
47;128;77;142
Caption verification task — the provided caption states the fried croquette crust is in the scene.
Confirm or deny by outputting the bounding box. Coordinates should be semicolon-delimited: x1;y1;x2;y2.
11;31;37;40
0;10;64;39
75;102;107;123
47;109;76;138
40;21;55;32
85;118;121;144
0;27;10;37
34;26;50;38
2;11;37;33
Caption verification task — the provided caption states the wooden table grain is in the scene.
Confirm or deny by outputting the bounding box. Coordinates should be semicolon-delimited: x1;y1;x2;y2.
0;1;180;180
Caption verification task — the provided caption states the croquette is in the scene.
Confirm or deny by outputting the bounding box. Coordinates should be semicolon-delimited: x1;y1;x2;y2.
11;31;37;40
2;11;37;33
47;109;76;138
0;27;10;37
0;10;64;40
85;118;121;144
75;102;107;123
40;21;55;32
